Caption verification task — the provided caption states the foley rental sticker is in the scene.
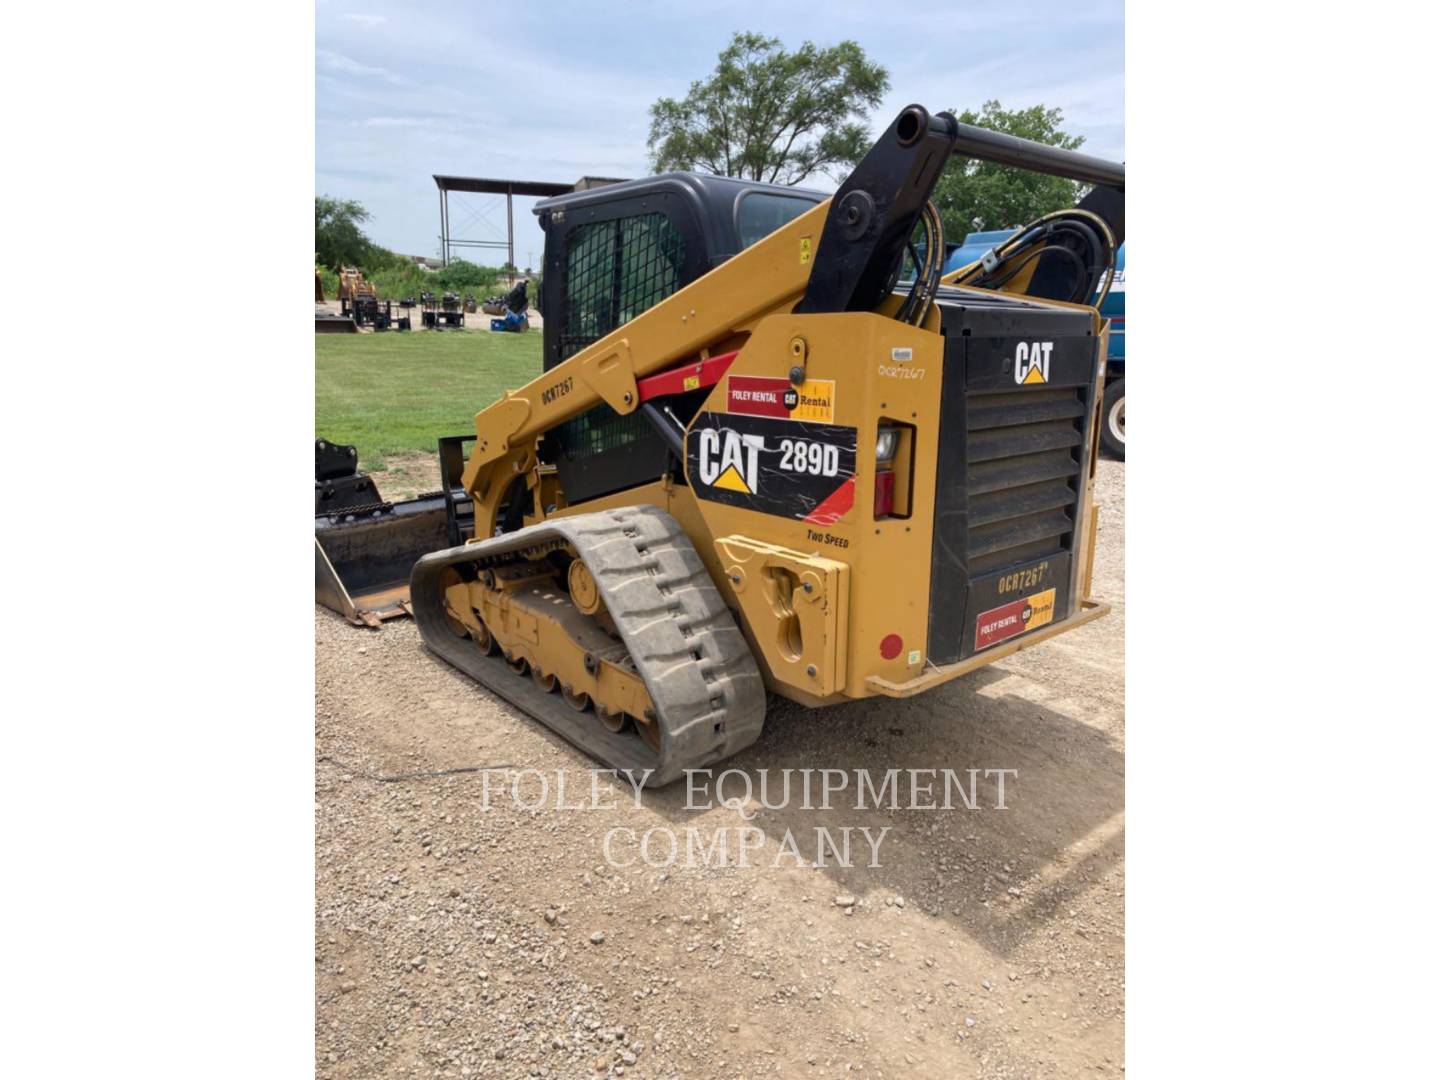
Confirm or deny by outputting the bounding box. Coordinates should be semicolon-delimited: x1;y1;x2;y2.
727;376;835;424
975;588;1056;650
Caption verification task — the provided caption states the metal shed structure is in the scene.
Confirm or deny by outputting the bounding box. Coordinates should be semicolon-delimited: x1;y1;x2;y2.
433;175;626;269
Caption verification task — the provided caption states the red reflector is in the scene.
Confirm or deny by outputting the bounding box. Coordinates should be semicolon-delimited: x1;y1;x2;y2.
874;469;895;517
879;633;903;660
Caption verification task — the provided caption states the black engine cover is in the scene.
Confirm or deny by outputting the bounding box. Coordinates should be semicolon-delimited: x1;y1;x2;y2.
926;289;1102;666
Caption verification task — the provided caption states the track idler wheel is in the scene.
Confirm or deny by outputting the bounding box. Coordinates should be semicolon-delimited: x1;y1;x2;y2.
438;568;470;638
439;566;499;656
561;685;591;712
567;558;602;615
506;653;529;677
531;666;558;693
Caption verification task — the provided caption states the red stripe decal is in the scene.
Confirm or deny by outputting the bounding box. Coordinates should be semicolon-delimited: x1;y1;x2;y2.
804;476;855;525
636;351;739;403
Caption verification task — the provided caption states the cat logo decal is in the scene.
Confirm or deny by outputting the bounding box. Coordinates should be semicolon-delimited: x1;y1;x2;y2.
1014;341;1054;385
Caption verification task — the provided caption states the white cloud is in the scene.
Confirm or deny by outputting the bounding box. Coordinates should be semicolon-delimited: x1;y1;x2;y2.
315;48;406;86
342;13;385;27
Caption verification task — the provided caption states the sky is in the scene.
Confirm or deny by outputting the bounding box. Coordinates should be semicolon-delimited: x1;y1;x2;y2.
316;0;1123;270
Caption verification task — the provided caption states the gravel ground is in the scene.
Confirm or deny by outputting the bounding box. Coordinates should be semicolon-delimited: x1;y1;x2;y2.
315;459;1125;1079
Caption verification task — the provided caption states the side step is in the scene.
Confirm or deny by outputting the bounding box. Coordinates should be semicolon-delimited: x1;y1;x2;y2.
410;506;766;786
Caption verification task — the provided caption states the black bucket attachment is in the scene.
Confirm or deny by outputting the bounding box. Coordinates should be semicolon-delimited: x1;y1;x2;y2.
313;436;474;626
315;313;359;333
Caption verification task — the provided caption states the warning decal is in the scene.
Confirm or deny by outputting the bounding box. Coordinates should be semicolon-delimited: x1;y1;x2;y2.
974;588;1056;650
687;411;857;522
727;376;835;423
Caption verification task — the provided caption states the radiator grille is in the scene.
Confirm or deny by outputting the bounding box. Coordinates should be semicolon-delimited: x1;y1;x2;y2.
965;386;1085;574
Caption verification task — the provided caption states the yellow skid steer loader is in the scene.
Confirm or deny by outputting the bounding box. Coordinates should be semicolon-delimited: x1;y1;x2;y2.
320;105;1124;785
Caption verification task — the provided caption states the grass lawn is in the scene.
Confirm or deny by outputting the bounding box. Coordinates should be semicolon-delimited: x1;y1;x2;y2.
315;330;542;471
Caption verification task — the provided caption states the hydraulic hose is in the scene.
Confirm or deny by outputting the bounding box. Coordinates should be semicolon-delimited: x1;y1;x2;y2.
949;207;1116;307
896;200;945;326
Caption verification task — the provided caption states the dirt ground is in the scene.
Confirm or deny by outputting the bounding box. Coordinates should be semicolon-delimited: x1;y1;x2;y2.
367;452;452;502
315;460;1125;1079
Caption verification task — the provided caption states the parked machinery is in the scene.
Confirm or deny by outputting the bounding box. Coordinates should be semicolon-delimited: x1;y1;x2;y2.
337;266;373;305
488;279;530;333
421;291;466;329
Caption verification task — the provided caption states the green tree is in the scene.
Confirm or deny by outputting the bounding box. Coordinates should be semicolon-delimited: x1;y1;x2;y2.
648;32;889;186
432;259;500;292
315;195;375;269
931;101;1086;241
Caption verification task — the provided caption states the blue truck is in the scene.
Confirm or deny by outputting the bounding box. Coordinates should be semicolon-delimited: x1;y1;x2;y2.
945;231;1125;459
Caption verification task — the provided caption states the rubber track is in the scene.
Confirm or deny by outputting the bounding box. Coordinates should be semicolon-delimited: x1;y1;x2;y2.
411;506;765;786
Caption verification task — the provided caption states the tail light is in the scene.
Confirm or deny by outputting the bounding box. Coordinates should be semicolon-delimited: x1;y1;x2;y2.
874;469;896;517
874;424;900;518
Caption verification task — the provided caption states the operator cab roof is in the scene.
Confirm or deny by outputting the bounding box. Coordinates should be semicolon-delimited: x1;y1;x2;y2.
535;172;828;265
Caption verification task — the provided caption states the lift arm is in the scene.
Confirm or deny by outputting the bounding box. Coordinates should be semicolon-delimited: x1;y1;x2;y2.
460;197;828;488
461;104;964;493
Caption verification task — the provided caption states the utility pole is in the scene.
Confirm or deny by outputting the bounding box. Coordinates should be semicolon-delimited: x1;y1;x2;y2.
438;187;450;267
506;185;514;271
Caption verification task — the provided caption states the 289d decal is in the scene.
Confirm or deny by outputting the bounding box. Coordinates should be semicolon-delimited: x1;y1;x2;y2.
778;437;841;478
687;412;857;524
